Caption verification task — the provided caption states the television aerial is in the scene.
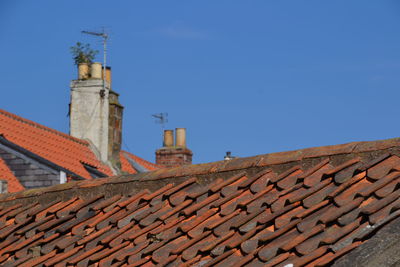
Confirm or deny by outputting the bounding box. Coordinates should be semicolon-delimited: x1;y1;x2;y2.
82;28;109;95
152;113;168;130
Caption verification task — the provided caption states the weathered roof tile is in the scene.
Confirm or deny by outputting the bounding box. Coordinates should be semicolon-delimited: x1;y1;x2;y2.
367;155;400;179
0;138;400;266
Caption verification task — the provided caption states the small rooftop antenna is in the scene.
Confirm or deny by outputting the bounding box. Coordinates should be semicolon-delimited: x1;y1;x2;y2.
82;28;109;96
152;113;168;130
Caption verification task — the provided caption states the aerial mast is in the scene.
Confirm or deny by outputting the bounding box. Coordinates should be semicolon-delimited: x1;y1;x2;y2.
152;112;169;145
82;28;109;94
152;113;169;130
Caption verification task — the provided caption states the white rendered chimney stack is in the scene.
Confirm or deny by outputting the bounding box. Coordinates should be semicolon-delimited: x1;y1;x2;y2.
70;62;109;162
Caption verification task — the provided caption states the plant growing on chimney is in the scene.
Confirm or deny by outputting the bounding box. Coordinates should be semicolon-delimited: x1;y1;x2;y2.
70;42;98;65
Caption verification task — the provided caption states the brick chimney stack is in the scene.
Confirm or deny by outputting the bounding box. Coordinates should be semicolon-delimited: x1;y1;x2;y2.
156;128;193;168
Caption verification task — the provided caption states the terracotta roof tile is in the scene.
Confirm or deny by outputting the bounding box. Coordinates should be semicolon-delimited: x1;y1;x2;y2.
0;109;159;192
0;158;23;192
311;241;362;266
121;151;159;173
367;155;400;179
0;138;400;265
0;109;114;178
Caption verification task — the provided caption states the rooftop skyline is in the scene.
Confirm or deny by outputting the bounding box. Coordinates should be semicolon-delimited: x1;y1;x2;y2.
1;1;400;164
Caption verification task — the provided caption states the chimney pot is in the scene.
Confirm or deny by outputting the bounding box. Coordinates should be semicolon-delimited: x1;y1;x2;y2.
78;63;89;79
175;128;186;148
156;127;192;168
90;62;102;79
164;130;174;147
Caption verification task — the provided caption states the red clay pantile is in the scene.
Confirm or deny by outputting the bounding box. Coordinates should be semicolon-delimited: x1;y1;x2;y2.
0;138;400;265
0;109;159;192
121;151;159;173
0;158;23;192
0;109;113;178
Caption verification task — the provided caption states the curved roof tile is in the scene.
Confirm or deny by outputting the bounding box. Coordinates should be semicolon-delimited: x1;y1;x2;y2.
0;138;399;265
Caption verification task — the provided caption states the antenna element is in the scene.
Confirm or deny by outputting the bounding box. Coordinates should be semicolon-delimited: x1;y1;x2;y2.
82;28;109;97
152;113;168;130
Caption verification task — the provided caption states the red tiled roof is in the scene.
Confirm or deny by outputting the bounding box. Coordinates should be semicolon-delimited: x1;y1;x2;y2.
0;109;159;191
0;158;23;193
0;138;399;266
0;109;113;178
120;151;137;174
120;151;159;174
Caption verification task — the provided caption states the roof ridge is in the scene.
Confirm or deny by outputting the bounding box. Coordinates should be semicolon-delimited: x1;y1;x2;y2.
135;137;400;181
2;137;400;204
0;109;88;146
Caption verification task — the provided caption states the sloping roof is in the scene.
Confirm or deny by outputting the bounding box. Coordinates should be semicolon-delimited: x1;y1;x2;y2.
0;138;399;266
0;109;113;178
0;158;23;193
331;215;400;267
120;151;159;174
0;109;159;191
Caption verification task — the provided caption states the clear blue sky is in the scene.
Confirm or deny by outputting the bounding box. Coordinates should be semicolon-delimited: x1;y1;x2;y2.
1;1;400;164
